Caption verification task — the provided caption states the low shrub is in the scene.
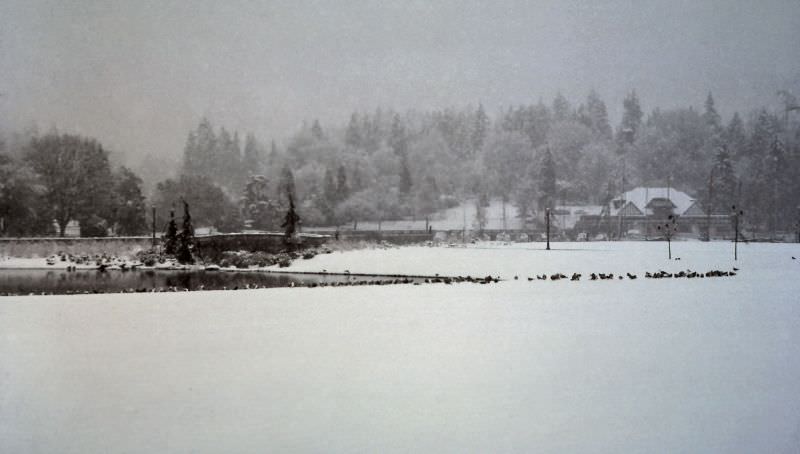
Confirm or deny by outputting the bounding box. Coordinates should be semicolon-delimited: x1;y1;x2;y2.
135;249;164;267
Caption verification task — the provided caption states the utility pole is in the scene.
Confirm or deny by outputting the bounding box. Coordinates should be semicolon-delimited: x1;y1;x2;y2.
772;143;779;242
545;208;551;251
732;205;743;261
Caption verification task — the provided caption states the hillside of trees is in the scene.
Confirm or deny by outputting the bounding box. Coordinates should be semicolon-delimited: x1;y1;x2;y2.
2;90;799;237
166;90;800;234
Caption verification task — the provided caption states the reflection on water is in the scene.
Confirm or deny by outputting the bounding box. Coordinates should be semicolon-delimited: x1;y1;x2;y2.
0;270;367;295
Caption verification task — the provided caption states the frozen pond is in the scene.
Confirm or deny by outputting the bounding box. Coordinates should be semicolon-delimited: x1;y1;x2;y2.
1;241;799;453
0;269;413;295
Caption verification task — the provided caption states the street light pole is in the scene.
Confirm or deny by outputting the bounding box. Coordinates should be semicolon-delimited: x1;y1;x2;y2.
151;206;157;249
772;148;779;242
732;205;743;261
545;208;551;251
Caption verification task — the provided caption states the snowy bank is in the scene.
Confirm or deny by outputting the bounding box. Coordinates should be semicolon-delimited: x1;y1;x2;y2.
1;241;800;453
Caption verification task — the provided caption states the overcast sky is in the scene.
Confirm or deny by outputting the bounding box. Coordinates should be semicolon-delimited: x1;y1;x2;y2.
2;0;799;164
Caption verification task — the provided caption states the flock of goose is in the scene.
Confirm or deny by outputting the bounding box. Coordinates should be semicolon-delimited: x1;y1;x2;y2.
517;268;739;282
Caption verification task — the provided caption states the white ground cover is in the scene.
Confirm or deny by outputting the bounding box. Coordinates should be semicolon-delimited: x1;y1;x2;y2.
1;241;799;453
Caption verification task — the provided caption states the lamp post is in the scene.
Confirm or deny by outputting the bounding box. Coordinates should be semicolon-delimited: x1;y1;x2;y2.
772;149;779;242
545;208;551;251
151;205;157;249
732;205;743;261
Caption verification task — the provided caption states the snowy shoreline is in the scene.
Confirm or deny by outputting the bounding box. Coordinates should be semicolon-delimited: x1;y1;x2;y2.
3;241;800;452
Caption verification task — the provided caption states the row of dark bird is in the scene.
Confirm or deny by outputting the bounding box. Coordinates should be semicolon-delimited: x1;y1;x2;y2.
519;268;739;282
645;269;737;278
297;275;501;286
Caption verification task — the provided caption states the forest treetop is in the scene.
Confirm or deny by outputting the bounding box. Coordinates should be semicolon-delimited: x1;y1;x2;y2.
1;89;799;236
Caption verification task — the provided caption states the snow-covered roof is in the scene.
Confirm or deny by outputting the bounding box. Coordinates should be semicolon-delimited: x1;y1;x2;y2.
609;187;698;217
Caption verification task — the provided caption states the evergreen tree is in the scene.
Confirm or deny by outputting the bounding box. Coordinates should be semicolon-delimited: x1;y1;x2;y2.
176;199;194;264
311;119;324;140
388;114;408;156
182;118;216;178
514;159;539;221
585;90;613;139
399;153;413;194
703;92;722;132
281;194;301;241
471;103;489;153
215;127;243;190
552;93;572;121
181;131;197;174
351;165;364;193
725;112;747;158
360;113;381;153
163;209;178;254
228;130;243;188
484;131;532;222
522;103;551;148
709;145;737;214
767;137;790;231
268;140;280;168
538;147;557;210
242;133;263;176
415;175;439;216
279;164;296;202
319;167;337;223
501;106;516;132
345;113;362;148
740;110;777;228
323;166;337;202
336;165;349;201
748;109;776;159
618;90;643;145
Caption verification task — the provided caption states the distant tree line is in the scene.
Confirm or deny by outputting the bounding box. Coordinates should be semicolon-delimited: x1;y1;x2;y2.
2;89;799;236
160;90;800;233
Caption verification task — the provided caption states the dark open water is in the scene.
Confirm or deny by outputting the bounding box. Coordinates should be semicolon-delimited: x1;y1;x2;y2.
0;269;384;295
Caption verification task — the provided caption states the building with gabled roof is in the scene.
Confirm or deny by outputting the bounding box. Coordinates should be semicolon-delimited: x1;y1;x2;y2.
575;186;733;239
606;187;697;218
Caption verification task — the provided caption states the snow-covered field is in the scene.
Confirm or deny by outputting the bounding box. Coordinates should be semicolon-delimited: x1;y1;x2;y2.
2;241;799;453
